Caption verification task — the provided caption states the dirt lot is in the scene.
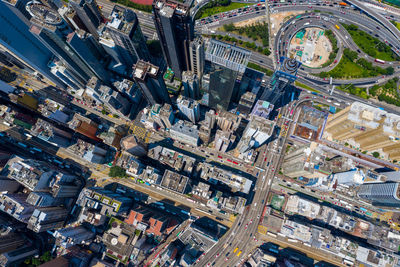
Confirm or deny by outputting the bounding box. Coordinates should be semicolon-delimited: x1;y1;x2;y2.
270;10;304;37
288;27;332;67
233;15;268;27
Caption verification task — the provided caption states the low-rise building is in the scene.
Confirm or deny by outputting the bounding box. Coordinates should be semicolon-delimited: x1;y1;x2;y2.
103;218;137;264
170;120;199;147
160;170;189;194
76;187;132;217
148;146;195;174
197;163;252;194
251;100;274;119
54;226;95;249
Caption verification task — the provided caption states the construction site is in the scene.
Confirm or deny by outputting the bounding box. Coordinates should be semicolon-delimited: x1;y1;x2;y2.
288;27;332;68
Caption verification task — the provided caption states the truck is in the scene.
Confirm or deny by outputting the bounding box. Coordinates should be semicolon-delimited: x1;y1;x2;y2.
339;2;347;6
375;58;385;64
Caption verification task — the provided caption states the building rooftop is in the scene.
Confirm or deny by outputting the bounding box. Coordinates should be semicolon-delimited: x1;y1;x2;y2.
106;5;137;35
285;195;321;219
205;39;251;73
251;100;274;119
197;162;252;194
170;120;199;139
178;223;218;253
148;146;196;174
153;0;190;16
280;219;312;243
103;218;136;264
26;1;62;25
160;170;189;194
132;60;159;80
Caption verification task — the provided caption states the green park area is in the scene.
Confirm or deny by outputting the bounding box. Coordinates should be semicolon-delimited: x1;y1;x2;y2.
319;48;394;79
270;194;285;211
391;20;400;31
370;78;400;106
195;0;248;19
208;34;271;56
344;24;399;62
222;22;269;49
337;78;400;107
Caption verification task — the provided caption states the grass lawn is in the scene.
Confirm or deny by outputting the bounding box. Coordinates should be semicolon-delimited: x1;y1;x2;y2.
294;81;320;92
345;24;398;61
200;3;248;18
394;21;400;31
323;56;367;78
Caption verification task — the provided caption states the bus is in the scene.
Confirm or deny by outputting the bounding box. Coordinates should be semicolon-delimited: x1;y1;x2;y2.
233;247;239;253
335;24;340;29
375;58;385;64
237;251;242;257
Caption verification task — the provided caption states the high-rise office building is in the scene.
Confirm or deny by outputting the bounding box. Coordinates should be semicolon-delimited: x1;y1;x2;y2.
189;37;205;78
0;233;26;254
66;31;109;81
282;142;332;179
27;206;68;232
101;5;150;70
27;2;97;84
214;130;235;153
205;39;251;110
153;0;193;79
0;176;20;193
54;226;95;249
204;109;216;129
132;60;171;105
177;95;200;123
0;3;65;88
358;182;400;206
48;58;86;89
69;0;103;38
237;116;274;152
182;71;199;99
261;56;301;105
0;244;38;267
2;0;31;19
237;91;256;115
205;39;251;73
208;64;237;111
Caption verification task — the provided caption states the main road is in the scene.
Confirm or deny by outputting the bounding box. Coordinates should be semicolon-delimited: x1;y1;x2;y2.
195;104;299;266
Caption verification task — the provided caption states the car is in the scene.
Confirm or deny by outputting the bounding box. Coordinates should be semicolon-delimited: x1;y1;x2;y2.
225;257;229;262
245;224;248;229
215;253;220;258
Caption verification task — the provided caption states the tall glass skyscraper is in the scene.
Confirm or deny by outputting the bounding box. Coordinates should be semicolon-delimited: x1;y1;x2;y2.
208;64;237;111
0;2;65;88
100;5;150;73
153;0;193;79
261;56;301;105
